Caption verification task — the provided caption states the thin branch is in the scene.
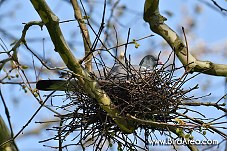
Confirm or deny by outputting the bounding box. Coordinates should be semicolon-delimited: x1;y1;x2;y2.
181;102;227;113
0;89;14;137
0;90;18;151
70;0;92;71
211;0;227;12
177;112;227;138
198;0;227;15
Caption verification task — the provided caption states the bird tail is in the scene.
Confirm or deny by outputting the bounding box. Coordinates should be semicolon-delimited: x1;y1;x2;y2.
36;80;72;91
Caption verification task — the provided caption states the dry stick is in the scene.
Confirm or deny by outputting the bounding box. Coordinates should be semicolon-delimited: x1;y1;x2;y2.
181;102;227;113
0;22;43;69
125;28;131;80
211;0;227;12
16;21;67;72
208;114;227;124
80;1;110;76
36;38;46;79
197;0;226;15
113;26;119;63
0;81;36;84
182;27;190;72
58;118;63;151
216;94;227;104
101;0;120;52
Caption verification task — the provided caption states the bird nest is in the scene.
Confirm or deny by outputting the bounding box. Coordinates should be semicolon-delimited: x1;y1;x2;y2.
65;59;190;122
98;69;180;122
47;54;201;150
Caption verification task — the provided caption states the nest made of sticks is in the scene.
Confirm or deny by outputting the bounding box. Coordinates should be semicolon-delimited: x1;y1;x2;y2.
99;69;181;122
51;55;198;150
57;60;193;129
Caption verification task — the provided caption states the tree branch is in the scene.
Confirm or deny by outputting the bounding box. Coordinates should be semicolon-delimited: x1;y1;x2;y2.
144;0;227;77
128;115;199;151
0;116;18;151
30;0;135;133
70;0;92;71
180;102;227;113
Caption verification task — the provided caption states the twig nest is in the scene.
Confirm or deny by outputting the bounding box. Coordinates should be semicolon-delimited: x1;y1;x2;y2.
52;58;200;150
66;63;189;129
100;68;181;122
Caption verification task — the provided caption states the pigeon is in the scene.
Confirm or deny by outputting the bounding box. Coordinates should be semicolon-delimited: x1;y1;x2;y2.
107;55;159;79
36;55;160;91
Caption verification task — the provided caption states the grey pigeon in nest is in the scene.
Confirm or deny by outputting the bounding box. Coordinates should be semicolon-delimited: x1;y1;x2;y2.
36;55;160;91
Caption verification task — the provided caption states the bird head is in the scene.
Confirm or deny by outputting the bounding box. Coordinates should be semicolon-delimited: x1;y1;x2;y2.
139;55;161;69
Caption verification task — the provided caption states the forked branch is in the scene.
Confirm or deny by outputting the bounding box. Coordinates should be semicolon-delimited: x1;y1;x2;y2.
144;0;227;77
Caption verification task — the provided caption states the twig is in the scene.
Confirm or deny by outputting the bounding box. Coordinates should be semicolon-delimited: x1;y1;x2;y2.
211;0;227;12
176;112;227;138
181;102;227;113
0;91;56;148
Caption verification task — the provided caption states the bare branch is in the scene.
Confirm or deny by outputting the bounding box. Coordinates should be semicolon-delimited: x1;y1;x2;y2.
143;0;227;77
211;0;227;12
70;0;92;71
181;102;227;113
